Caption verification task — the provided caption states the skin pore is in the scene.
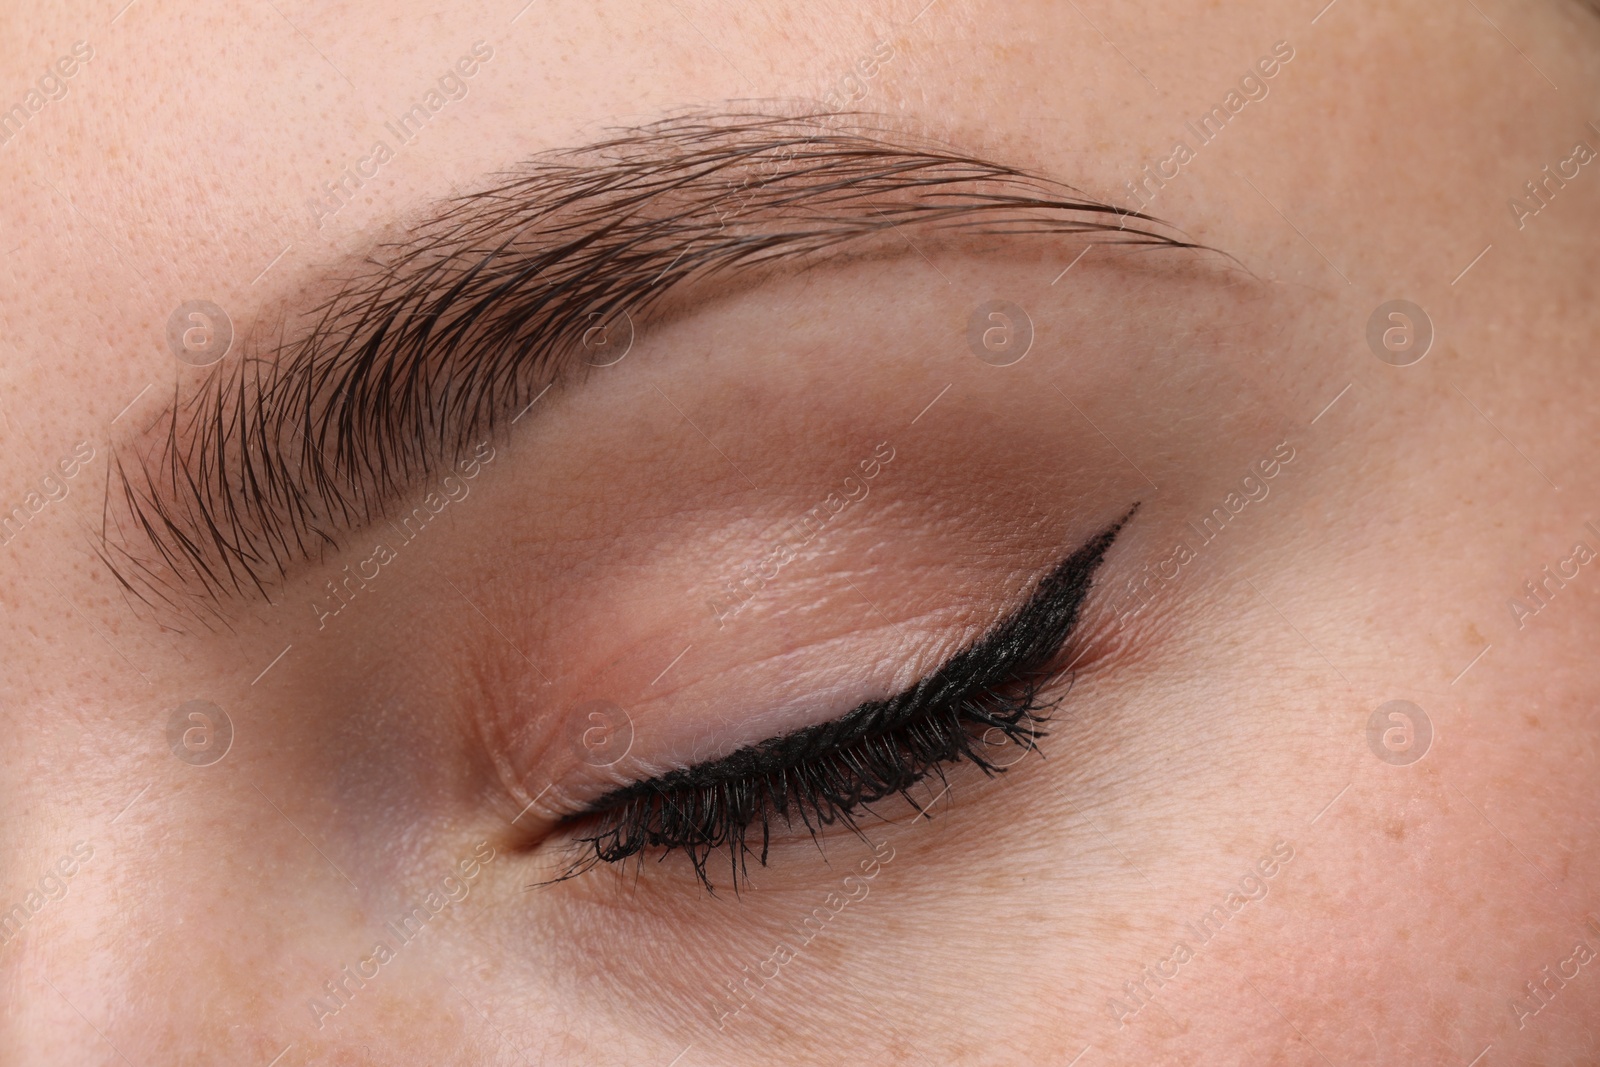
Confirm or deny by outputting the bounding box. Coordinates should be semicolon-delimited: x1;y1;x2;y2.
2;0;1600;1064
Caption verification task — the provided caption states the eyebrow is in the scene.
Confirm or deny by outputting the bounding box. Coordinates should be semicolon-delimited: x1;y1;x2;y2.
99;110;1199;623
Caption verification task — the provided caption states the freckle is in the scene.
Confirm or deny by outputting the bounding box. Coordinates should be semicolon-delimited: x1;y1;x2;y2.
1396;926;1410;942
1385;818;1405;841
1466;624;1485;646
1525;713;1542;728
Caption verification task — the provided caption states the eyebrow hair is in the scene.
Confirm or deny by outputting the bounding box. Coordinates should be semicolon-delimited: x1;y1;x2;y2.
99;110;1200;624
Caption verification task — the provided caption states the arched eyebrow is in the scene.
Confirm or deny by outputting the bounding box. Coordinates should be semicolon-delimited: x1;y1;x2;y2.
98;110;1201;624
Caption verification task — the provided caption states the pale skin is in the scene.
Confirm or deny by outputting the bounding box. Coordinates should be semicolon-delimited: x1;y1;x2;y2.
2;0;1599;1064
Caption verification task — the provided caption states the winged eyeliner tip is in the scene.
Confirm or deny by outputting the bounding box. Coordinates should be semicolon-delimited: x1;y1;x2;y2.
567;505;1138;891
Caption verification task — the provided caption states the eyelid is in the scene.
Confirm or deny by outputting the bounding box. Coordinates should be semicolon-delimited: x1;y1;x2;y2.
550;506;1136;891
589;505;1137;808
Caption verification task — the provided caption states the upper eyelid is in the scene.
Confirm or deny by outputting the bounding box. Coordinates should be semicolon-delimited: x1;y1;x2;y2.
579;509;1134;816
98;110;1199;625
557;513;1134;891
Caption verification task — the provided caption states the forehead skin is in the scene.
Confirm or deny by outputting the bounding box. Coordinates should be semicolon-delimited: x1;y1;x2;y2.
3;0;1600;1065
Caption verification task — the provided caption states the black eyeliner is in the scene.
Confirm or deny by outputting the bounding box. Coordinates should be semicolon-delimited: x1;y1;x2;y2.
565;505;1135;890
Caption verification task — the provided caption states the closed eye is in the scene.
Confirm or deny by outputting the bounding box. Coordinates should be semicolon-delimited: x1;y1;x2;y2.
546;506;1135;894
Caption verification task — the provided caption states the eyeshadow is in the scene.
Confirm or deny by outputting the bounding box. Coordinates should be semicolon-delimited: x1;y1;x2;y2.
559;504;1137;891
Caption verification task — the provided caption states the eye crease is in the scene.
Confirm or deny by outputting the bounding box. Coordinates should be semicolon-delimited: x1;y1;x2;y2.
551;507;1136;894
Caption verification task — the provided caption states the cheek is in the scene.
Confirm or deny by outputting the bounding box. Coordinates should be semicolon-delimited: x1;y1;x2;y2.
1230;804;1600;1060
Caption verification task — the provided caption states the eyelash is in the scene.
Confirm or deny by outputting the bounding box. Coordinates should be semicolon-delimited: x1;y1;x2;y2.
556;648;1072;895
549;511;1131;894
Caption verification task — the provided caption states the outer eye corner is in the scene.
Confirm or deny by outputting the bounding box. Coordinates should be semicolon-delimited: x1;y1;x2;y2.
539;513;1131;894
